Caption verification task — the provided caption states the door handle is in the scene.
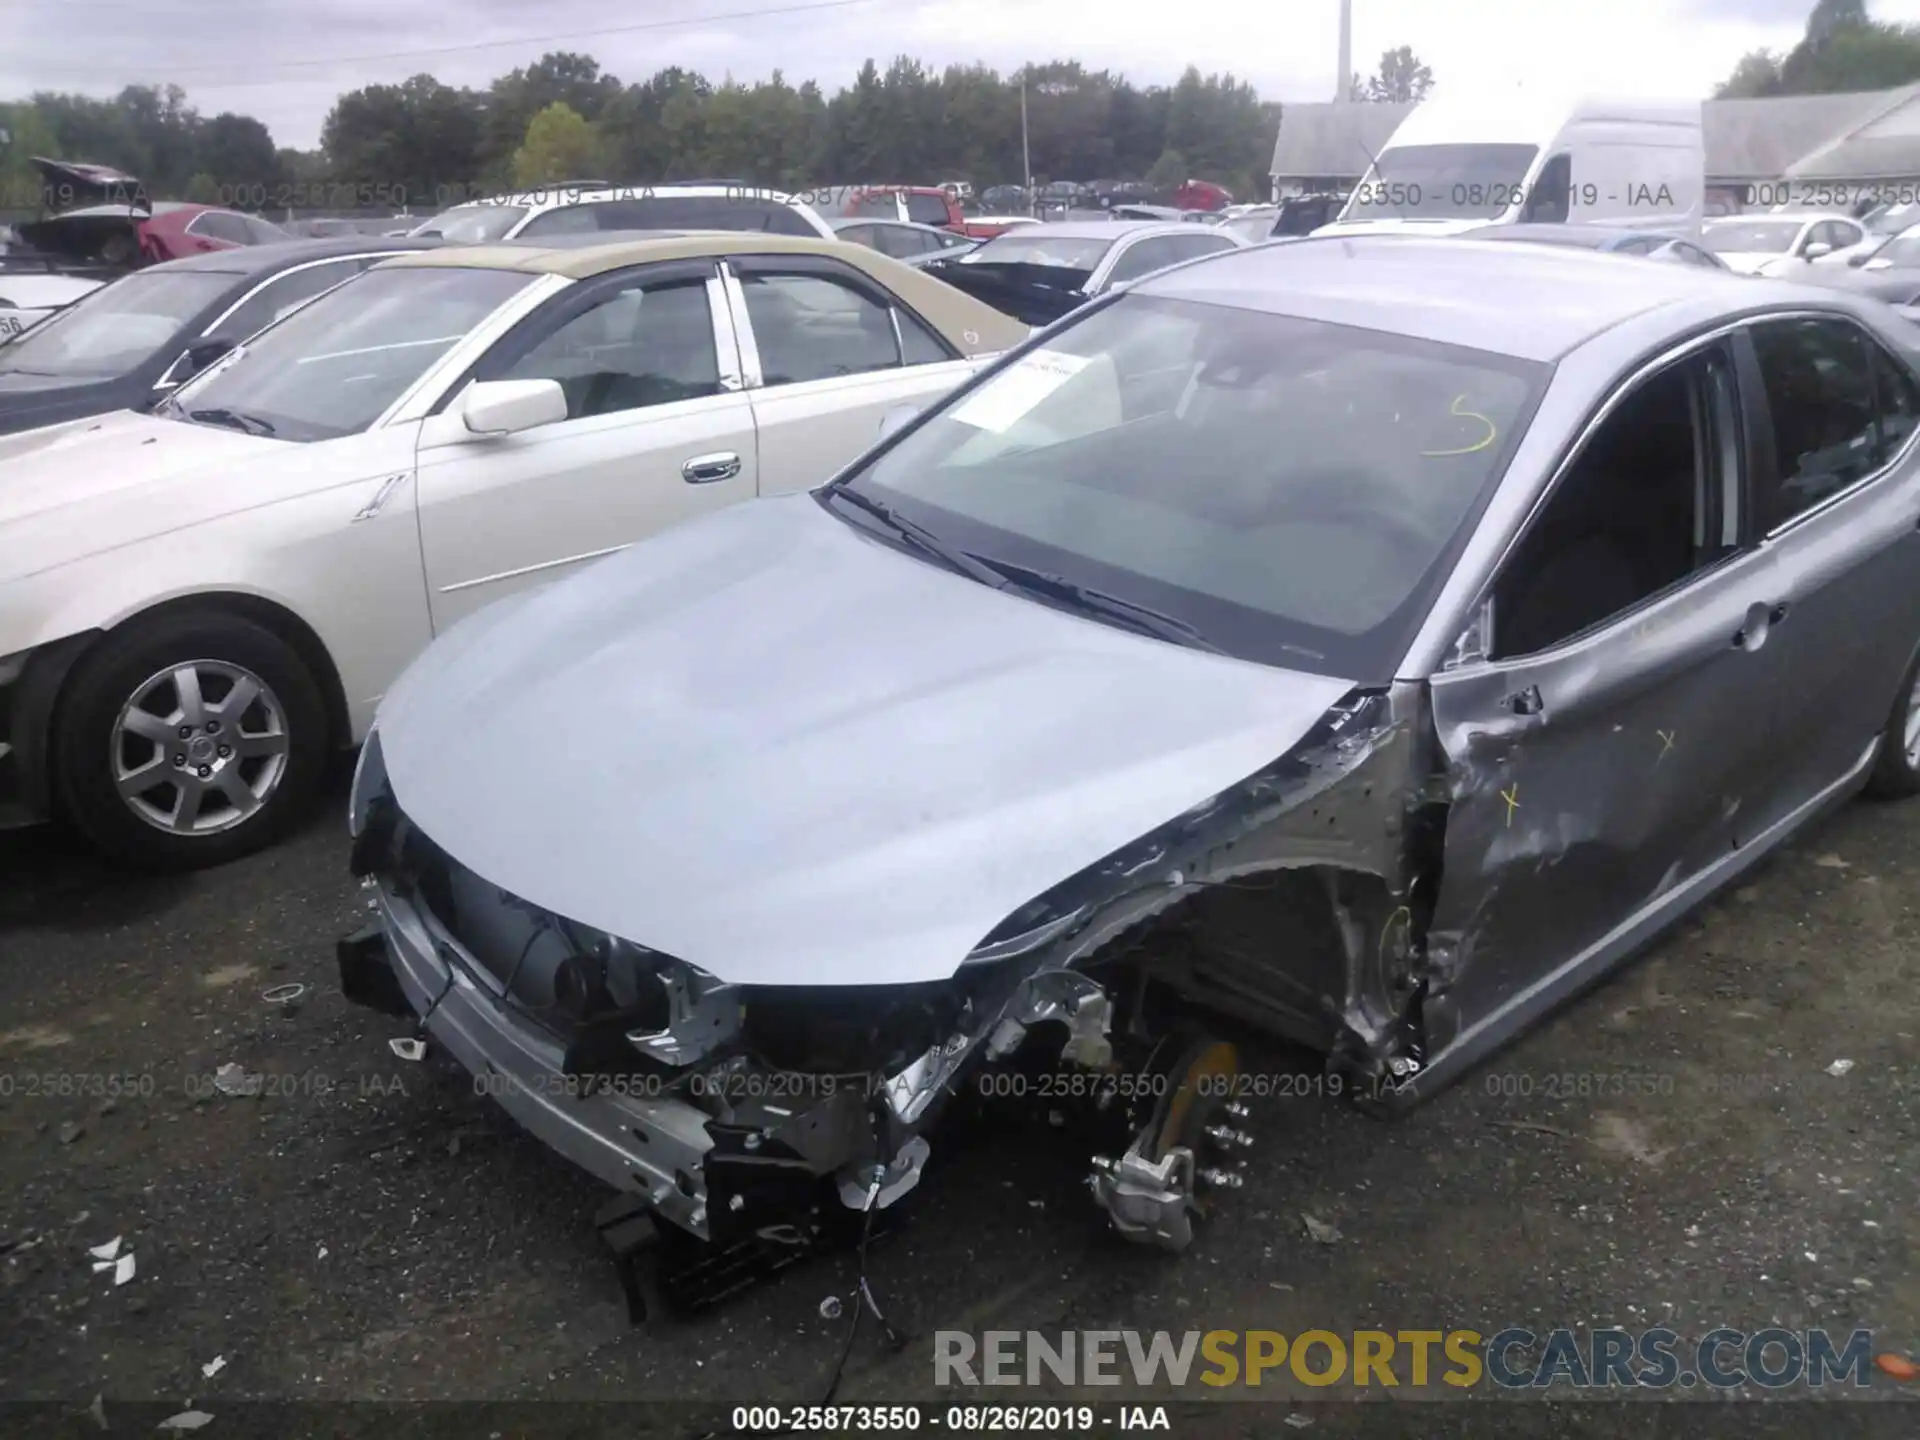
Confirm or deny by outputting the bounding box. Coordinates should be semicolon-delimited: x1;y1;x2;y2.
1504;684;1544;716
681;452;742;484
1731;600;1787;650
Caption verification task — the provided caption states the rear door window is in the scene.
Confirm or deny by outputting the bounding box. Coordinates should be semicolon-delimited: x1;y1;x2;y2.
742;271;901;383
1748;317;1898;528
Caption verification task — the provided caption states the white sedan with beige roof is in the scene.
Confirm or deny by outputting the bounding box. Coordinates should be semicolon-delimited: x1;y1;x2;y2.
0;232;1028;869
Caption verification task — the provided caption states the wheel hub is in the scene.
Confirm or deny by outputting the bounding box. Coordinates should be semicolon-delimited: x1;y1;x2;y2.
112;659;292;835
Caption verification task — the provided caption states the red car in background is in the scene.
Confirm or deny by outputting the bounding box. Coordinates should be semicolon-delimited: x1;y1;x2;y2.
844;185;967;233
1172;178;1234;212
14;157;289;269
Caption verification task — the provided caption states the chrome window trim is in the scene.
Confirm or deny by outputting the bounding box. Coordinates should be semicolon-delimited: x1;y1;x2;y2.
198;253;405;339
705;273;746;392
717;263;763;388
1748;311;1920;542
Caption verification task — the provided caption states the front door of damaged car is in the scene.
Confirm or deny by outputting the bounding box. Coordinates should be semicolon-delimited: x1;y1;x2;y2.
1422;339;1790;1054
725;257;980;494
414;261;760;629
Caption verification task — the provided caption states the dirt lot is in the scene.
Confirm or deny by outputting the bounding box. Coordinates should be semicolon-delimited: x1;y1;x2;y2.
1;763;1916;1435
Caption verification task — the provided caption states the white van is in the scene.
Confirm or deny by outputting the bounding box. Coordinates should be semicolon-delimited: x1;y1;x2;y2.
1316;94;1704;239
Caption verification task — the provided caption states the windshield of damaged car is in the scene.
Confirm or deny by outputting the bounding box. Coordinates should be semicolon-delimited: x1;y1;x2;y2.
166;265;534;441
0;270;234;378
829;295;1546;679
410;203;529;242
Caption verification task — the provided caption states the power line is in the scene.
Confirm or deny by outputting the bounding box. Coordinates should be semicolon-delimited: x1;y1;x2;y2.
15;0;884;82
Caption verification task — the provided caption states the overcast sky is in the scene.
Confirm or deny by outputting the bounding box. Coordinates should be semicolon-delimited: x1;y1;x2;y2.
7;0;1920;149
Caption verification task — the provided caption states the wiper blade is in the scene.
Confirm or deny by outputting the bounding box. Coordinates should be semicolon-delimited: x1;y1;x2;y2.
981;559;1227;654
823;485;1008;588
187;406;275;436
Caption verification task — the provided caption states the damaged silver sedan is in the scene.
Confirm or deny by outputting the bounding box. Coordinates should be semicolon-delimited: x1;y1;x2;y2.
339;235;1920;1294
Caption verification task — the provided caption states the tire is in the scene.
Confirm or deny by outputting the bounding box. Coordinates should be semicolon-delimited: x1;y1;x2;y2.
1865;643;1920;799
52;609;331;871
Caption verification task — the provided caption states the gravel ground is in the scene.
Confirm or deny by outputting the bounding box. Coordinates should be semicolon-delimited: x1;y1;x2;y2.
1;764;1916;1435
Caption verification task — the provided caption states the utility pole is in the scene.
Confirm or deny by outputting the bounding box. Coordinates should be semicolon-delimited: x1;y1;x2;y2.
1335;0;1353;103
1020;68;1033;215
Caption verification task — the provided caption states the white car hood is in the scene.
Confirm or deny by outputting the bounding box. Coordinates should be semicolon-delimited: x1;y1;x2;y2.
377;493;1357;989
0;410;286;583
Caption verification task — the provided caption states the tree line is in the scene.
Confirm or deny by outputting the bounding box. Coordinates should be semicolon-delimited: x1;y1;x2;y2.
1717;0;1920;97
0;47;1437;216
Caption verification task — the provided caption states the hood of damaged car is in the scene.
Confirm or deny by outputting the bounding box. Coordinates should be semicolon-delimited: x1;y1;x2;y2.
376;492;1358;989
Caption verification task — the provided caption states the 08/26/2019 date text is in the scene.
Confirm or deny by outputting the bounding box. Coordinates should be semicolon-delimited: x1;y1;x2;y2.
730;1406;1110;1431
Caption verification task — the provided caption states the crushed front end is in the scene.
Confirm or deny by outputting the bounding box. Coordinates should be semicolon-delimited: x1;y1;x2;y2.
340;677;1442;1296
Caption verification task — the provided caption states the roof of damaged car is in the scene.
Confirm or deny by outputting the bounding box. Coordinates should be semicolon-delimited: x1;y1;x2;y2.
1137;234;1772;362
376;231;1032;352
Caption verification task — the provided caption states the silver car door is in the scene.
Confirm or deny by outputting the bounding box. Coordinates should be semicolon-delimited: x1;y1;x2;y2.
1420;337;1784;1079
1735;315;1920;808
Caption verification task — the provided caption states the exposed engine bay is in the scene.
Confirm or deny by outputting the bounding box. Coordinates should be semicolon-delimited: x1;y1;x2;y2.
340;682;1444;1313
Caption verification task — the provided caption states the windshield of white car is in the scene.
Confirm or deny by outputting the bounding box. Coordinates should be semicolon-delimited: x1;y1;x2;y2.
1342;144;1541;221
968;234;1116;269
411;204;529;242
0;269;235;379
827;294;1547;679
166;265;535;442
1703;220;1799;254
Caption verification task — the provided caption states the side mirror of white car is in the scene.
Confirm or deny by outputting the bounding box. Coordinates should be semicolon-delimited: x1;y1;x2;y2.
878;403;918;439
1803;241;1833;260
461;379;568;437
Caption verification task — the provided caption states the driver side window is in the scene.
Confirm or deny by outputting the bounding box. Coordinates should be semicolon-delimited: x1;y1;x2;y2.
1490;344;1741;659
498;276;722;420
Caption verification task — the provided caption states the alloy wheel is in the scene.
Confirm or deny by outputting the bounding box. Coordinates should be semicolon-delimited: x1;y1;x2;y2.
111;659;292;835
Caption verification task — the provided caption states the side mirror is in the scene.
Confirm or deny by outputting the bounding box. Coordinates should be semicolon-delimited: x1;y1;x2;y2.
1804;241;1833;260
878;403;919;439
460;378;568;437
155;337;234;390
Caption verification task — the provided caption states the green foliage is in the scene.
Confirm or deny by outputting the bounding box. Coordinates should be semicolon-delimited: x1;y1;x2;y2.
1363;47;1434;104
0;45;1439;213
1716;0;1920;96
1146;148;1187;189
511;102;602;187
